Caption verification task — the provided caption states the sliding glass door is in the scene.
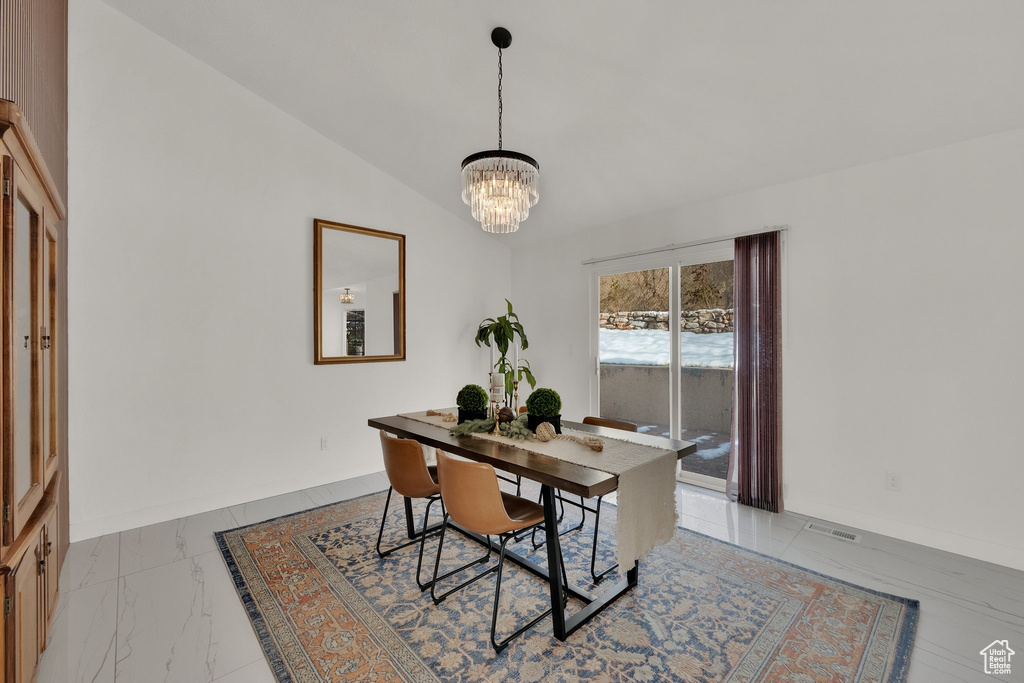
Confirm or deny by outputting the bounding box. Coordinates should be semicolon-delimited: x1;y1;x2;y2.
597;267;672;437
677;259;734;488
592;242;734;490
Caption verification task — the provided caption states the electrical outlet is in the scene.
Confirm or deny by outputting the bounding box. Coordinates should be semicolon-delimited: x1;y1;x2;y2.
885;471;901;492
320;437;329;451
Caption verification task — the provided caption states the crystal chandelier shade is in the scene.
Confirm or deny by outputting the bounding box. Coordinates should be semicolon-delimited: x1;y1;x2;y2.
462;27;539;234
461;152;539;234
339;287;354;304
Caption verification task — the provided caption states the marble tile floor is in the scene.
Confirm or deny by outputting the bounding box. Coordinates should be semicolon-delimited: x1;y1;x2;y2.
38;473;1022;683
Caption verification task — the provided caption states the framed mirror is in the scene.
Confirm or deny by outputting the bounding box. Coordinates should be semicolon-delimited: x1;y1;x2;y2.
314;219;405;364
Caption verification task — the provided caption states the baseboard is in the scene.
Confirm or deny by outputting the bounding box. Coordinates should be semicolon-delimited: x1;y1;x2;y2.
68;468;383;542
785;496;1024;572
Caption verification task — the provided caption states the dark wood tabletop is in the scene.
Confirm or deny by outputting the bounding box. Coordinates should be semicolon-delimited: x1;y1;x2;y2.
368;415;695;499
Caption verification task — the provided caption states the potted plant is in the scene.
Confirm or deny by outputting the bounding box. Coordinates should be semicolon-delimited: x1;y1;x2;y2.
456;384;490;424
525;387;562;434
476;300;537;406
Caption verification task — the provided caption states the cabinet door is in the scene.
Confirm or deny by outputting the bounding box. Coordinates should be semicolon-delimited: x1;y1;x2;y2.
42;224;59;486
1;576;6;683
13;536;42;683
3;161;46;544
43;504;58;627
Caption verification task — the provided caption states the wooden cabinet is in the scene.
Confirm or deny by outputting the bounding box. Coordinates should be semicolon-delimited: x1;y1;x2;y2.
0;102;68;683
12;535;40;683
1;484;58;683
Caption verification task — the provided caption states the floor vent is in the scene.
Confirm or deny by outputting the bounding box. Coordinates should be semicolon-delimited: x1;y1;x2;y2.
803;521;861;543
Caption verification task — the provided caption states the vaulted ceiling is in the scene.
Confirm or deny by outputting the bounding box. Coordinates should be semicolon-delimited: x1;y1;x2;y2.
101;0;1024;244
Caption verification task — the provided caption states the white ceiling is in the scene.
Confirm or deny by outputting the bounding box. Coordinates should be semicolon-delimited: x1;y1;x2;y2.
102;0;1024;244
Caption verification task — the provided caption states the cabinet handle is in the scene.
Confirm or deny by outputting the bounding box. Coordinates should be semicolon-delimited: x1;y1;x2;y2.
23;335;29;348
47;540;53;556
39;557;45;574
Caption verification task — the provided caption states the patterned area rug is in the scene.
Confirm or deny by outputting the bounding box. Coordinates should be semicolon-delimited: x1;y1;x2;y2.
216;486;918;682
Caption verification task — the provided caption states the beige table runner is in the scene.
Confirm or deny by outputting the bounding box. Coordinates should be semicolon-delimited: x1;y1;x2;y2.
399;410;678;570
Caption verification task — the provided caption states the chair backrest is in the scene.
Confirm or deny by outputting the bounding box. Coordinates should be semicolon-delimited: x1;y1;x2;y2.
582;416;638;432
435;451;517;535
379;430;439;499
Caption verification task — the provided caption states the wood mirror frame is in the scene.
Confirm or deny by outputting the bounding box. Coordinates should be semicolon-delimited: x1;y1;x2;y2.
313;219;406;364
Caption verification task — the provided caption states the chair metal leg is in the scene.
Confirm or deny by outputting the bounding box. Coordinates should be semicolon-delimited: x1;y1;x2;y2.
375;486;395;556
490;526;567;653
376;487;442;558
529;488;585;550
590;495;618;583
559;494;586;535
533;488;565;522
429;515;495;604
497;475;524;497
415;496;440;590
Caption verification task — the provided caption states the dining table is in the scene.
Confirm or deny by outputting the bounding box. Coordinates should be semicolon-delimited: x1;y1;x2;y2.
368;413;696;641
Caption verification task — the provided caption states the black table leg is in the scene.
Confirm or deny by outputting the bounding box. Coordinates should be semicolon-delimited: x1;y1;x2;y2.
541;484;568;639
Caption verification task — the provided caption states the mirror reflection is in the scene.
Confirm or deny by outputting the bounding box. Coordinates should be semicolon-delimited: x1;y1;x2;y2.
315;220;405;363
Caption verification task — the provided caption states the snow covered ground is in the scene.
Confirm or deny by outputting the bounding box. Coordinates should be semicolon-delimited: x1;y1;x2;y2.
600;329;734;367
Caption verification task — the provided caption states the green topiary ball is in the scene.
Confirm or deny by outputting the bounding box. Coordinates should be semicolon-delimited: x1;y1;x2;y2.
456;384;489;411
525;388;562;418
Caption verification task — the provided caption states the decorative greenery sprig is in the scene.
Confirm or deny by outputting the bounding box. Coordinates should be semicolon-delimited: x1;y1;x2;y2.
501;414;534;440
450;414;533;441
450;418;494;437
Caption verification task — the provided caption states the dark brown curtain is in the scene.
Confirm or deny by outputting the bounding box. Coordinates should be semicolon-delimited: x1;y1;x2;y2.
727;231;782;512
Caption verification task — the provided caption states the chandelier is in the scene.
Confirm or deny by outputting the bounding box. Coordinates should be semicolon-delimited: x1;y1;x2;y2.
339;288;354;304
461;27;539;234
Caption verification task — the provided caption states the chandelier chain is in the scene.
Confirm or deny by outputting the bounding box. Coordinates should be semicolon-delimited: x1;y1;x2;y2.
497;46;503;150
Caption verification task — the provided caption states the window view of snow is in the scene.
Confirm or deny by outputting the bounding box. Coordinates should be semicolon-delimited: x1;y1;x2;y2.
599;329;734;368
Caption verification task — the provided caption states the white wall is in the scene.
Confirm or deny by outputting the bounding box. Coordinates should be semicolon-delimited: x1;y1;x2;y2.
68;0;510;540
512;128;1024;570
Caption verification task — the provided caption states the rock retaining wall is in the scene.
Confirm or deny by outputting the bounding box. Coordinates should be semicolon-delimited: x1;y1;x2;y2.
600;309;734;334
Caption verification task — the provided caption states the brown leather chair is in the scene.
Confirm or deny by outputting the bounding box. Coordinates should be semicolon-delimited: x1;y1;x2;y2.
580;416;638;582
430;451;567;652
376;430;443;590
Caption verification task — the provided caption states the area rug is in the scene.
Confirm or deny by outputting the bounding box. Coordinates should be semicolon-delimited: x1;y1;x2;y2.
216;487;918;682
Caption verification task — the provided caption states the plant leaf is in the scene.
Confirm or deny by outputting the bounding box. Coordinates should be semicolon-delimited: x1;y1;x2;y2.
512;322;529;350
